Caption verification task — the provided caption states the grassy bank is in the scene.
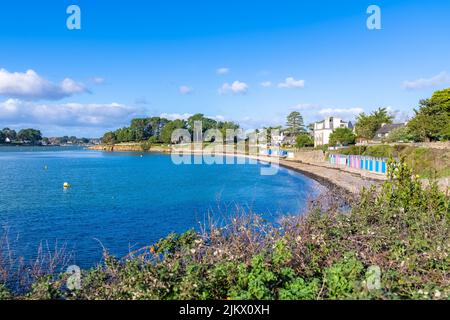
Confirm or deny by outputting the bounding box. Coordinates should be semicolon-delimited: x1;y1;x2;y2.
329;144;450;178
0;161;449;300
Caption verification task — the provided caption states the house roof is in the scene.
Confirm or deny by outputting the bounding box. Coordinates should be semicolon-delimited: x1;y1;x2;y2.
375;123;405;135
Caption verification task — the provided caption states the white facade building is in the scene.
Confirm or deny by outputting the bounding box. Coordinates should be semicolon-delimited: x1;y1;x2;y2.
313;117;352;147
271;131;285;147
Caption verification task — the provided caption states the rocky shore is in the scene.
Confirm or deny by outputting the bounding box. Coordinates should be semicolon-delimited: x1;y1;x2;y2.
89;143;170;153
247;155;381;195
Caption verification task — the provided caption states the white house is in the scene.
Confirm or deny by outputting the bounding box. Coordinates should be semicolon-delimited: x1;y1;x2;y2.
313;117;352;147
270;131;297;147
271;131;285;147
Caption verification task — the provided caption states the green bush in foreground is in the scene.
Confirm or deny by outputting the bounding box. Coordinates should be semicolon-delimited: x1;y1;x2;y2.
0;284;11;300
1;161;449;300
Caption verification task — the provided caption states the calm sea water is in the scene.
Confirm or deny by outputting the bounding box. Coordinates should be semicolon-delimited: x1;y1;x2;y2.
0;146;322;267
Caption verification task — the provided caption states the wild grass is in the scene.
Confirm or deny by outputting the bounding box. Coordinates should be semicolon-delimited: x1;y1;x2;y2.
0;229;73;298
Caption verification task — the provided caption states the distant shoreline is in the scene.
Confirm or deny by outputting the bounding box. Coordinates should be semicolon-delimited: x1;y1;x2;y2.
0;144;92;147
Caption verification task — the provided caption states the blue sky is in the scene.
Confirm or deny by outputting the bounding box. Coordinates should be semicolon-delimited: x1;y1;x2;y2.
0;0;450;137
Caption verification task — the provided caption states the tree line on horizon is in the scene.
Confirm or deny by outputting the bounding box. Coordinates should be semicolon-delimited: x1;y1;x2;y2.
100;88;449;147
0;127;95;146
0;128;42;145
101;113;240;145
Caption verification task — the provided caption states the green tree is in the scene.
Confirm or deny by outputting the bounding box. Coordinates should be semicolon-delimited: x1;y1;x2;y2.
1;128;17;141
218;121;240;142
160;119;187;144
129;118;151;141
329;128;356;146
147;117;169;140
0;130;5;143
115;127;134;143
59;136;69;144
295;134;314;148
286;111;306;136
17;128;42;144
407;88;450;142
102;131;116;144
187;114;218;133
261;126;282;145
127;117;170;142
355;107;393;140
187;113;225;141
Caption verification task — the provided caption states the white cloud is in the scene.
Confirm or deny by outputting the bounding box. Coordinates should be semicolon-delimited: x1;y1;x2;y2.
179;85;193;95
290;103;320;111
318;107;364;118
0;68;89;100
260;81;272;87
159;113;226;122
278;77;305;89
403;71;450;90
383;106;412;123
0;99;139;127
160;113;193;120
209;115;225;121
216;67;230;75
219;81;248;95
0;98;20;118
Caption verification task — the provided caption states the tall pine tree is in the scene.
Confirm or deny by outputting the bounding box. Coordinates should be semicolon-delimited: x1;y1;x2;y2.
286;111;306;136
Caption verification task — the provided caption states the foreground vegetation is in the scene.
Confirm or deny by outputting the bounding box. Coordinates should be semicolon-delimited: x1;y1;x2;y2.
0;161;448;300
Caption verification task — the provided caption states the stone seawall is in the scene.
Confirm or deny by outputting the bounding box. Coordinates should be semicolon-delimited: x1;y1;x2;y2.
293;150;327;164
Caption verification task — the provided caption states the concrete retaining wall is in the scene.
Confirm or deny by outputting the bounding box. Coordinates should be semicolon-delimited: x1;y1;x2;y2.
293;150;327;164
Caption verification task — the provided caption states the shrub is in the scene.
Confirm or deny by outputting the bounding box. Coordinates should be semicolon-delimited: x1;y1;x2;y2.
383;126;412;143
140;140;152;151
0;284;11;300
27;276;63;300
278;277;320;300
324;253;364;299
296;134;314;148
329;128;356;146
